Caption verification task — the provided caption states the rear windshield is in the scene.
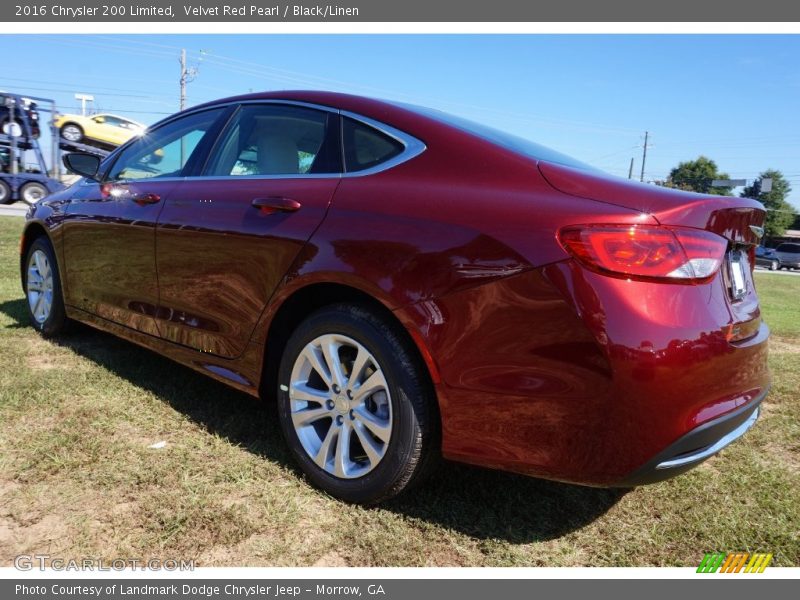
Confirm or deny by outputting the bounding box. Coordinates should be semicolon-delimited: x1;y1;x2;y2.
777;244;800;254
396;102;594;170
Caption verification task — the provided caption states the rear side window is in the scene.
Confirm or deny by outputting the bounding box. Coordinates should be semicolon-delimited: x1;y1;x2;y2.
777;244;800;254
342;117;404;173
204;104;340;176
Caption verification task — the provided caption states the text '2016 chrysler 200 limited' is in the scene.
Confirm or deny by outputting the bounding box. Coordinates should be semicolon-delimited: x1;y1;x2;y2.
21;91;769;504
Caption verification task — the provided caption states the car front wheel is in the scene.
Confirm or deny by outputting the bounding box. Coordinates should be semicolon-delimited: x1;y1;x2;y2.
24;236;69;337
277;304;439;504
60;123;83;143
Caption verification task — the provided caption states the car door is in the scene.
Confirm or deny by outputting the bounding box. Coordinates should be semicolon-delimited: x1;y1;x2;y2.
62;107;227;335
154;102;342;358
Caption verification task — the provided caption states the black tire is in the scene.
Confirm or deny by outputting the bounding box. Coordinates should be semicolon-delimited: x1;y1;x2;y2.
276;303;439;504
59;122;84;144
0;180;11;205
23;236;69;337
19;181;48;204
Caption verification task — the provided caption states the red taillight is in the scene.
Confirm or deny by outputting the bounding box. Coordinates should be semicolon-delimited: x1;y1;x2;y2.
558;224;728;283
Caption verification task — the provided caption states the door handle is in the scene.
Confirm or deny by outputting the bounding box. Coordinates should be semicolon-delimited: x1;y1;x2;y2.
131;192;161;206
251;197;302;215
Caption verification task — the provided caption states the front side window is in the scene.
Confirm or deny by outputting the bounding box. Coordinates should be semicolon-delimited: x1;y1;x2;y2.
204;104;338;176
106;108;224;182
100;116;124;128
777;244;800;254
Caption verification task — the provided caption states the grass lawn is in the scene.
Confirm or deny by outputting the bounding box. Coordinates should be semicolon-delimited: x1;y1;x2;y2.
0;215;798;567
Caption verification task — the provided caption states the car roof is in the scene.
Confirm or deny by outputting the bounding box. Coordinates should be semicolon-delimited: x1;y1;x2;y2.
186;90;591;170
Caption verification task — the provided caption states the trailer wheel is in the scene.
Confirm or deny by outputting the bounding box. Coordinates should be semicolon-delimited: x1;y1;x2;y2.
60;123;84;144
20;182;48;204
0;181;11;205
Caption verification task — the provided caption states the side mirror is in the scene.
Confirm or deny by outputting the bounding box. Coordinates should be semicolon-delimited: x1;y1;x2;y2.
63;153;101;180
93;116;105;123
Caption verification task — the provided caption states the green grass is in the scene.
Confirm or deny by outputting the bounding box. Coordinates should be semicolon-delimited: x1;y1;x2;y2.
754;273;800;340
0;215;798;566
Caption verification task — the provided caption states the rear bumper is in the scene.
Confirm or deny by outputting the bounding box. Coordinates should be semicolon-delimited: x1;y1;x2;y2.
615;389;765;486
405;262;770;486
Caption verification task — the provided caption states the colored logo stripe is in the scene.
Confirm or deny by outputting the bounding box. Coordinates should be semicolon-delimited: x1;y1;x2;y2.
697;552;773;573
697;553;726;573
744;553;773;573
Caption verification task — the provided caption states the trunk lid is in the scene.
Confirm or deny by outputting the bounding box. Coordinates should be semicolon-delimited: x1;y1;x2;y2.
538;161;766;245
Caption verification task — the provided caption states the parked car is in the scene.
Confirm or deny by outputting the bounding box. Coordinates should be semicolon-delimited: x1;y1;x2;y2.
755;246;781;271
0;92;41;139
774;242;800;270
21;92;770;504
53;112;144;149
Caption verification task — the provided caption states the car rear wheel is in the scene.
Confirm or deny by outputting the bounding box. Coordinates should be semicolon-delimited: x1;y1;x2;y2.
20;182;48;204
24;237;68;337
277;304;439;504
60;123;83;143
0;181;11;205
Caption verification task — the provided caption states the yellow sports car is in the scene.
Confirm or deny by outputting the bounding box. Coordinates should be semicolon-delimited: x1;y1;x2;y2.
53;113;145;149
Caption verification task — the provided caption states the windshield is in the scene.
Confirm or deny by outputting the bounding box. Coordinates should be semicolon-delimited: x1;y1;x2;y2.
396;102;594;170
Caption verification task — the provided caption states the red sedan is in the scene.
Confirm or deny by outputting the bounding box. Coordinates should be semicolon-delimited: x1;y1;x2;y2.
21;91;769;503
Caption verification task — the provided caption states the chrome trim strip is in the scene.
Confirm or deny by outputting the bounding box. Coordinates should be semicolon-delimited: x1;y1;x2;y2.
655;407;760;470
147;99;341;132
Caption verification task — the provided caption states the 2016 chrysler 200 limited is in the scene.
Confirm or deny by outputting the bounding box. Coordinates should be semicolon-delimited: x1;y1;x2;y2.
22;91;769;503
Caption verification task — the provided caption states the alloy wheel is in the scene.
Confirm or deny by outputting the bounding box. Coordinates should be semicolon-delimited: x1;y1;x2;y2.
288;333;392;479
61;125;82;142
27;249;53;324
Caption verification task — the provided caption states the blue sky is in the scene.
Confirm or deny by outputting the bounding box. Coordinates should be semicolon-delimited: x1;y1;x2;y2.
2;34;798;210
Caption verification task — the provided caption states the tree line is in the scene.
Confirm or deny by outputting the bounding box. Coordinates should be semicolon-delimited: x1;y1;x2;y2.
657;156;795;239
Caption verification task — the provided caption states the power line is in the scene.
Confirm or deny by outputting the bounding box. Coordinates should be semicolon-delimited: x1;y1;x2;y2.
0;75;173;97
0;80;172;103
129;43;643;136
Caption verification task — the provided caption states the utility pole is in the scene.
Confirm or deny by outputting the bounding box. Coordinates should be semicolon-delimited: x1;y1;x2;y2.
179;49;200;111
639;131;649;183
178;48;201;166
179;49;187;110
178;49;206;111
628;157;635;180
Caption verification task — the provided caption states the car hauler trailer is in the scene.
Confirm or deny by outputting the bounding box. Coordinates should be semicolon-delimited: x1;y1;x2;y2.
1;92;110;205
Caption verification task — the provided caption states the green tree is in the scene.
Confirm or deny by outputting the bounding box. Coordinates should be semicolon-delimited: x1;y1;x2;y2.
741;169;795;239
663;156;734;196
